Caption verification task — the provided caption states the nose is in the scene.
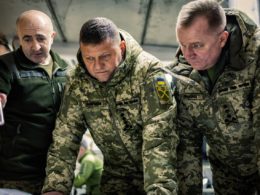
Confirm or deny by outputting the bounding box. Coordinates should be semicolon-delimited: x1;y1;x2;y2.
94;59;104;71
31;39;41;50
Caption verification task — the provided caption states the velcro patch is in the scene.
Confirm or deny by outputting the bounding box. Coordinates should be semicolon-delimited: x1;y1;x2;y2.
155;77;171;104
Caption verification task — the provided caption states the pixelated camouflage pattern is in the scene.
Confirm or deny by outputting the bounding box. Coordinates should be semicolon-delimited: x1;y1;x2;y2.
42;29;178;194
168;8;260;195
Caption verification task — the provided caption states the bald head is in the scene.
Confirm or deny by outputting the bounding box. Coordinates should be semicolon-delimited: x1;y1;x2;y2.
15;10;56;64
16;10;54;33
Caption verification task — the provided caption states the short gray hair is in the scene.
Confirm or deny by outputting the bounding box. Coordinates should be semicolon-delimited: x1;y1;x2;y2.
176;0;226;32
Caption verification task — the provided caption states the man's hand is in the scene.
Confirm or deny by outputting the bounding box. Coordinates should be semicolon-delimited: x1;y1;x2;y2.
0;93;7;107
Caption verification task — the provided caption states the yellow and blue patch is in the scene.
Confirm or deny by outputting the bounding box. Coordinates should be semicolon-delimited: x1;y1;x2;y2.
154;76;171;104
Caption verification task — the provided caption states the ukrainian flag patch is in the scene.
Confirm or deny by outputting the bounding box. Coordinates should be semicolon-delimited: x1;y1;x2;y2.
154;76;171;104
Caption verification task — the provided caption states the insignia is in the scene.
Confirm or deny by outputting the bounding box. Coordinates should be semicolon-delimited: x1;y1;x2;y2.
154;76;171;104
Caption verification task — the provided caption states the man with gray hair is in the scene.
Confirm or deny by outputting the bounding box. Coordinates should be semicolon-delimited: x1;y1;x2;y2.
0;10;70;194
169;0;260;194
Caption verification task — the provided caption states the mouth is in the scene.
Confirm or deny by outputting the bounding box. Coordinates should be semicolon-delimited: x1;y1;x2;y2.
32;51;44;56
95;71;107;74
34;52;43;56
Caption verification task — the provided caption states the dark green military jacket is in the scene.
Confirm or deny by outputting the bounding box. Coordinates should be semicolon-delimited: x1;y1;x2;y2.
0;48;69;181
169;8;260;195
42;30;178;194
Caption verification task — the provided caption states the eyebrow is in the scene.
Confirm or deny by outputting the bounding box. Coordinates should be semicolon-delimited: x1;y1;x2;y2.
22;35;32;40
180;41;202;45
22;34;46;40
100;52;110;56
191;41;202;45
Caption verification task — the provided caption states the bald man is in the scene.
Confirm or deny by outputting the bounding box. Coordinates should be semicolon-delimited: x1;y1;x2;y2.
0;10;70;194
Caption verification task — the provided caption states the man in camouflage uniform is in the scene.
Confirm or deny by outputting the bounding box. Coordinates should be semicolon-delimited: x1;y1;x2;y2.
42;17;178;195
168;0;260;194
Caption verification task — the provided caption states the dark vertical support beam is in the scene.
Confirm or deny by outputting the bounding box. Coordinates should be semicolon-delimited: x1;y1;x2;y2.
46;0;67;42
141;0;153;45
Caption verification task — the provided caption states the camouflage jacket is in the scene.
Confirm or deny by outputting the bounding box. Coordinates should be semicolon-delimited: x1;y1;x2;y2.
169;8;260;194
42;30;178;194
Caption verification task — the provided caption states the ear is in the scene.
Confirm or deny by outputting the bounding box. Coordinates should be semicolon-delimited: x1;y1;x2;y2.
120;40;126;57
220;30;229;48
49;31;56;45
51;31;56;39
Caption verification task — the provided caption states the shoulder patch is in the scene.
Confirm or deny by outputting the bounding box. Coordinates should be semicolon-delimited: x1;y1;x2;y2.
154;75;172;104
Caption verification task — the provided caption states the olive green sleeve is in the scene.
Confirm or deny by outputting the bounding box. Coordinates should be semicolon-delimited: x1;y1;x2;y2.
176;99;203;195
42;77;87;194
253;55;260;176
162;66;204;195
141;65;179;195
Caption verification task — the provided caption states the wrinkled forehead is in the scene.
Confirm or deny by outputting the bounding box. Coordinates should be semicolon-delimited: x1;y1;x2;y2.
17;12;53;33
177;17;213;38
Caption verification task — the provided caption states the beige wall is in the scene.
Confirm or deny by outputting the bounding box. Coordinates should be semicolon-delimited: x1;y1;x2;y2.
229;0;259;24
